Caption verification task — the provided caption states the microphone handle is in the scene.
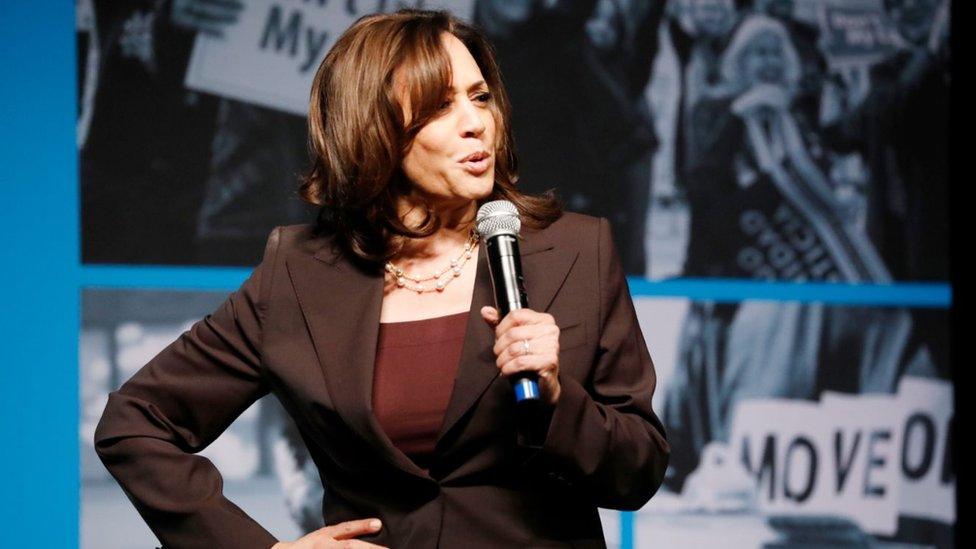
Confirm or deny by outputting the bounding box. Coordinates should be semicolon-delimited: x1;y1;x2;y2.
485;234;540;403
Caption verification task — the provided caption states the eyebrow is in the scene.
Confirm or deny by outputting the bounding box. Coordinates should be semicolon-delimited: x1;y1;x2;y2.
452;80;488;92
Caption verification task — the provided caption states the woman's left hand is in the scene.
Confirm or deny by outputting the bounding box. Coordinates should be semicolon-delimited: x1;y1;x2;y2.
481;306;561;405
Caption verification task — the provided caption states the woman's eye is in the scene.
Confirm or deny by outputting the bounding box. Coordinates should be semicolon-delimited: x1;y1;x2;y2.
439;92;490;111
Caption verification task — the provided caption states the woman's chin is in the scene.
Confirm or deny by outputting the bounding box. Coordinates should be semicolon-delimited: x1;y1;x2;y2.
462;173;496;200
434;185;494;208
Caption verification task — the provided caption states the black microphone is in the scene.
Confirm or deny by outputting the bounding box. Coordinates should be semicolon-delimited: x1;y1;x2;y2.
475;200;540;405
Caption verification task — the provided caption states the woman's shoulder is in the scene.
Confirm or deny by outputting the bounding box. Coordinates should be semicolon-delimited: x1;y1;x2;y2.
265;223;336;258
522;210;612;262
528;210;602;244
546;210;604;233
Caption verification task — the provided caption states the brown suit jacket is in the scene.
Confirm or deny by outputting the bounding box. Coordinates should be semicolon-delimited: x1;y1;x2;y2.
94;211;669;548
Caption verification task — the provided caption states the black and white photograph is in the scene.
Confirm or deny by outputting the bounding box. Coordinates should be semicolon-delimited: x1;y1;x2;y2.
78;0;950;280
634;298;953;548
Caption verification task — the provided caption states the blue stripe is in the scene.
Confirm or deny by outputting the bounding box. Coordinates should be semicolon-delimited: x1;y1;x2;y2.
77;266;953;308
620;511;634;549
626;277;952;308
81;264;253;291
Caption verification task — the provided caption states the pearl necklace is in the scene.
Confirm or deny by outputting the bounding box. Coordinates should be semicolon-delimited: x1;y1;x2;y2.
384;229;479;293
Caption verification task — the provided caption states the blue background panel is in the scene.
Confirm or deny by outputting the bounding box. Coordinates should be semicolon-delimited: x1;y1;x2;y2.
1;1;79;546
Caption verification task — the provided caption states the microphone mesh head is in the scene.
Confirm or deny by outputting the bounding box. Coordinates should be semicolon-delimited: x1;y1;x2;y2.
476;200;521;238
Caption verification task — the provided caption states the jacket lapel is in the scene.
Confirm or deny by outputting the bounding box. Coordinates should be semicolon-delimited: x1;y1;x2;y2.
286;246;431;479
435;228;579;446
285;225;579;479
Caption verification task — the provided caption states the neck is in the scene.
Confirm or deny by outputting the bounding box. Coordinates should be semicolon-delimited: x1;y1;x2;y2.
394;195;478;260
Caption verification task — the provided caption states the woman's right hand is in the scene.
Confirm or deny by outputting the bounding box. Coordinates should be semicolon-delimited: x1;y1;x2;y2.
271;518;387;548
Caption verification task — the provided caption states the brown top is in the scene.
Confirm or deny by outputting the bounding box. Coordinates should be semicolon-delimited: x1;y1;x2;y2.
372;310;470;471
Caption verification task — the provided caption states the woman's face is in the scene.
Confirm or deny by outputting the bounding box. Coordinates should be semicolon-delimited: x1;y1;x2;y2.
740;31;787;86
399;33;497;210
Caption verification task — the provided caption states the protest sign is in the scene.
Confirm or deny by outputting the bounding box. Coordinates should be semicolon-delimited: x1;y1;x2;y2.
895;376;954;524
729;377;954;535
730;400;834;518
819;392;902;535
817;3;900;67
185;0;473;114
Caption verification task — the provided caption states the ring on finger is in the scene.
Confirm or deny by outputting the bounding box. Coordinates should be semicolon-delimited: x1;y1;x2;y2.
520;339;530;356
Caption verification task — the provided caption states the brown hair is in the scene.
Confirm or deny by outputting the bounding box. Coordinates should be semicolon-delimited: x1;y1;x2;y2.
300;8;562;266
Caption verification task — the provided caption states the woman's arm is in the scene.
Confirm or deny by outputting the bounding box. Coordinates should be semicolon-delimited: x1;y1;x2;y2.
521;217;670;510
93;228;282;549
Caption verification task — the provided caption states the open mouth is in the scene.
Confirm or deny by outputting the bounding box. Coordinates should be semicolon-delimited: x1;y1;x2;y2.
460;151;491;174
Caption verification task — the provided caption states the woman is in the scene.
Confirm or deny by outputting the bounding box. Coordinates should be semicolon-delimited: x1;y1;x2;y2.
663;14;895;492
94;9;668;548
681;14;888;282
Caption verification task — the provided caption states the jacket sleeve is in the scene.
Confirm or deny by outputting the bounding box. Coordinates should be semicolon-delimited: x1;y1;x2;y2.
93;228;283;549
521;217;670;510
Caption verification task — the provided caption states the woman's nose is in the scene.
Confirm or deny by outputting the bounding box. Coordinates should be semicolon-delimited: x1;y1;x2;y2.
458;100;486;137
